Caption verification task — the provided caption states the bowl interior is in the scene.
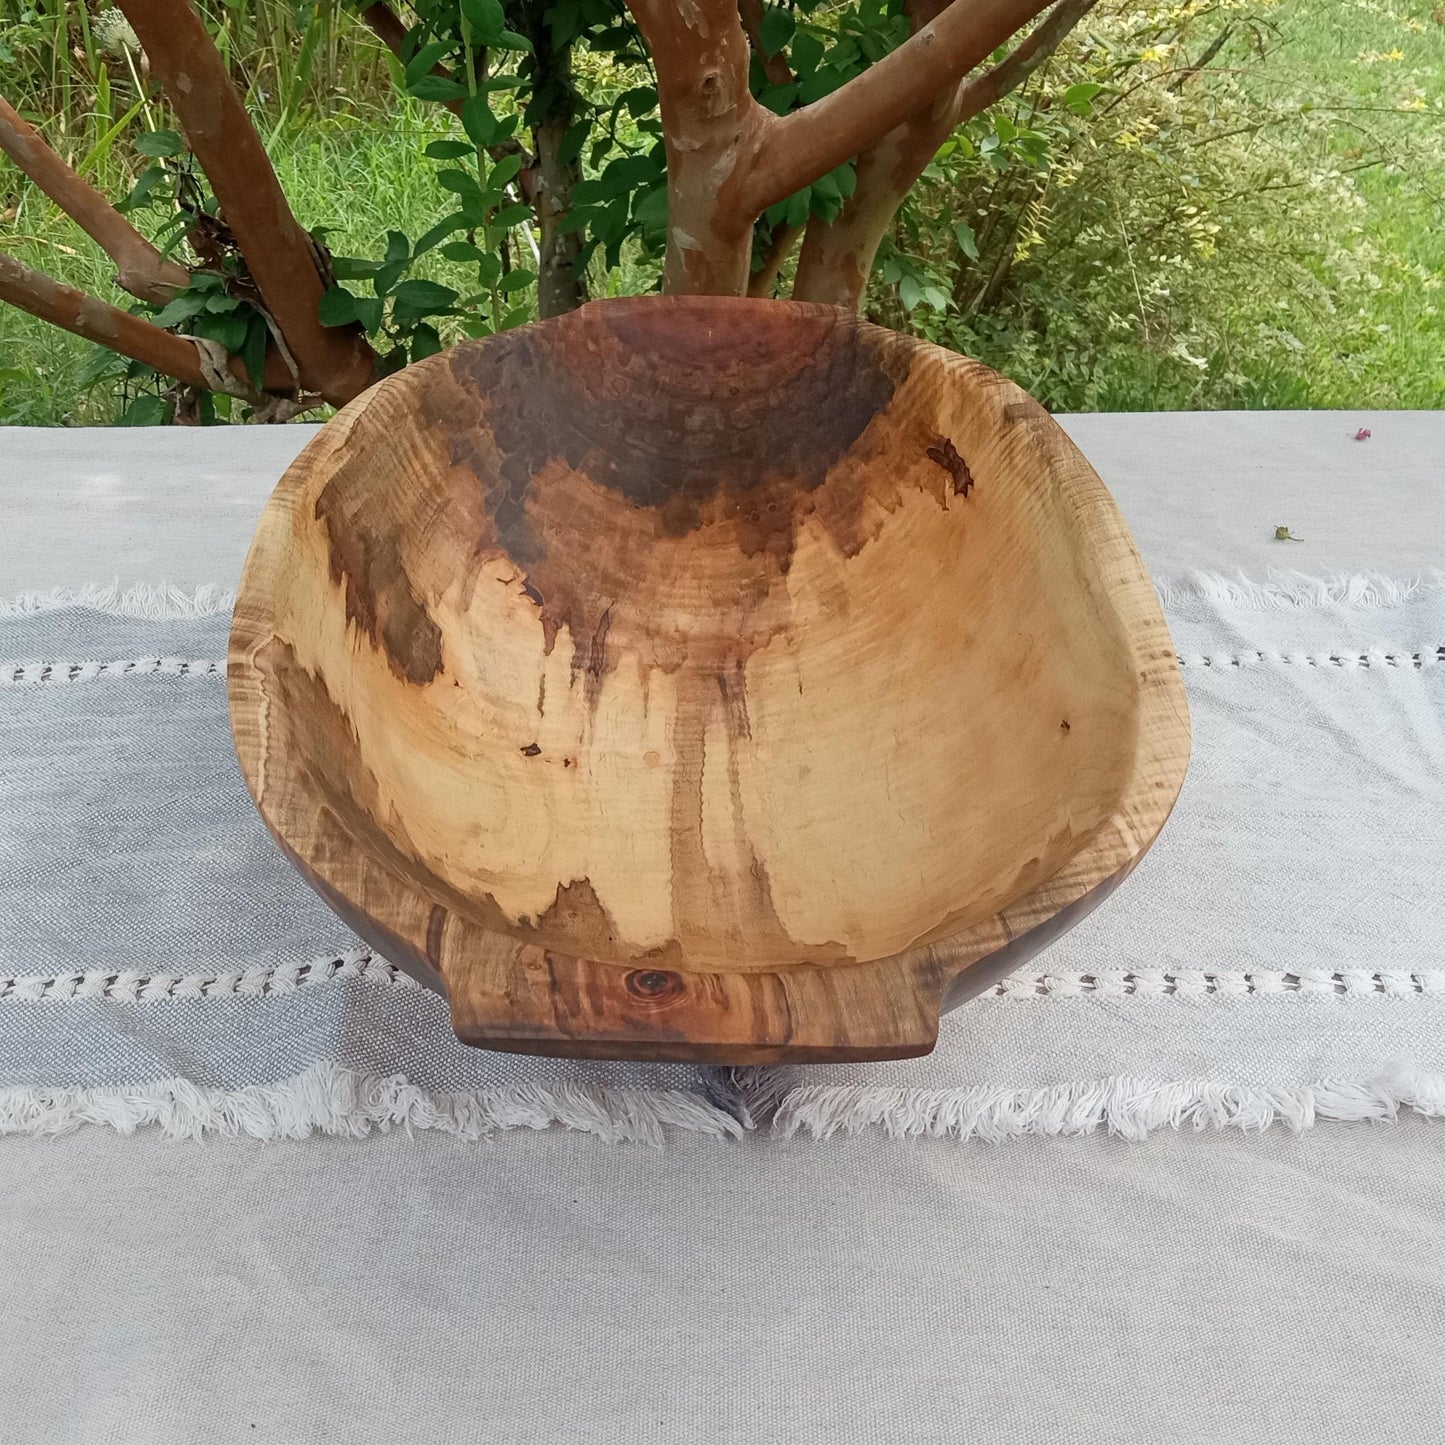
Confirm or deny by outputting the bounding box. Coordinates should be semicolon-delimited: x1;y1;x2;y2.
247;298;1141;972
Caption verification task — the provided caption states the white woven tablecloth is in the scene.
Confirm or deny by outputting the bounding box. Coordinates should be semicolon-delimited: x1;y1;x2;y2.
1;412;1443;1443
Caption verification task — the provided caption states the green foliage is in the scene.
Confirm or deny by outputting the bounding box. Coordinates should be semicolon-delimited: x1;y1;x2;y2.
0;0;1439;423
876;0;1445;410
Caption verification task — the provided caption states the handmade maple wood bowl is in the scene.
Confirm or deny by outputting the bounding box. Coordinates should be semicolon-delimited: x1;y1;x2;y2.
229;296;1188;1064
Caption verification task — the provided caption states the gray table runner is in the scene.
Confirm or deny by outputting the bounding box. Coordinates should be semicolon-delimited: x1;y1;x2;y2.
2;567;1441;1143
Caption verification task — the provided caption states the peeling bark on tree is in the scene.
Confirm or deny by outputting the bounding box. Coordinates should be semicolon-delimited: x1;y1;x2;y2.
115;0;375;406
626;0;762;296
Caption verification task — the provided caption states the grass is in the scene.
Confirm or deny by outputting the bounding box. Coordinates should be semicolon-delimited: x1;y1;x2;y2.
0;0;1441;422
1234;0;1445;408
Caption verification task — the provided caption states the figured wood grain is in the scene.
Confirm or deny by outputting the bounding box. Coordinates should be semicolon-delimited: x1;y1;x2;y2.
228;296;1189;1063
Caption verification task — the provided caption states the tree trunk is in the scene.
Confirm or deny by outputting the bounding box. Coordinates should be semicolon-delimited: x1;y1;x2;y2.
792;91;961;308
626;0;763;296
524;17;588;318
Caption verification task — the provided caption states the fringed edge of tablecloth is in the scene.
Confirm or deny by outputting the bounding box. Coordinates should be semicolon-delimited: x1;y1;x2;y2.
0;581;235;619
1154;570;1445;611
0;1061;744;1146
759;1068;1445;1143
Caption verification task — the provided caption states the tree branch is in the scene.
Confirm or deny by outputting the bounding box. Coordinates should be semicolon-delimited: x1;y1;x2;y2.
953;0;1094;119
0;94;189;305
748;222;802;297
115;0;375;406
738;0;794;87
746;0;1053;216
0;251;291;395
792;0;1095;308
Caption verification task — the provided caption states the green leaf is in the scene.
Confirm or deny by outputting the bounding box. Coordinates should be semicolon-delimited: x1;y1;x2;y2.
459;195;491;228
462;93;499;148
75;346;129;389
799;65;846;104
117;394;171;426
599;152;661;196
494;203;534;229
409;75;470;103
1062;81;1104;116
461;0;507;43
116;164;167;213
441;240;486;262
570;179;607;205
135;128;184;157
413;215;469;257
424;139;473;161
759;7;794;57
556;206;595;236
784;187;811;228
151;294;207;328
500;305;531;331
392;279;459;312
203;291;239;313
812;171;841;204
354;296;385;335
373;257;409;296
499;268;536;295
953;220;979;261
318;286;359;326
489;153;525;190
331;256;380;281
791;31;824;75
633;186;668;232
194;310;248;353
410;322;444;360
558;119;590;167
384;229;411;265
241;310;270;390
898;274;922;311
618;85;657;119
404;40;453;85
496;29;532;51
438;168;484;201
758;82;798;116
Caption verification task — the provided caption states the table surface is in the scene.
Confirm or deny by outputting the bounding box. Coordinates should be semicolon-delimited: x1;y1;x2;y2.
4;409;1442;593
2;411;1443;1445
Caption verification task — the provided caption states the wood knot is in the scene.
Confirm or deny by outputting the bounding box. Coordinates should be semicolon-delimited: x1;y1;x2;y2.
926;438;974;498
625;969;684;1006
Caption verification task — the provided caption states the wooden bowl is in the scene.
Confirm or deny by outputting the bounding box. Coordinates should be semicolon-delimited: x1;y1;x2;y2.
229;297;1188;1064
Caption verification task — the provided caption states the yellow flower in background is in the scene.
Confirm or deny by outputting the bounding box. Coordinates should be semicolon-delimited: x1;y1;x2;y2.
1357;48;1407;61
